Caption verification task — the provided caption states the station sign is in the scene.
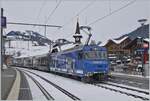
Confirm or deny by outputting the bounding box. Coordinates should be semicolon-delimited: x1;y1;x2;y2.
1;16;7;28
136;49;144;52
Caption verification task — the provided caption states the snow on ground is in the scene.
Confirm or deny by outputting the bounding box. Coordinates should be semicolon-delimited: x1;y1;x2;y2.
24;70;76;101
18;67;145;101
25;74;47;100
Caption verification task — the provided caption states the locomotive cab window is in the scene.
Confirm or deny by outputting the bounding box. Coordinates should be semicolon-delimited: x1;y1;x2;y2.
78;52;83;59
84;51;107;60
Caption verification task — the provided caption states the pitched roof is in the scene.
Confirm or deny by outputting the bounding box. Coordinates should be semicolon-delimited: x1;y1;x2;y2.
112;36;128;44
75;21;80;34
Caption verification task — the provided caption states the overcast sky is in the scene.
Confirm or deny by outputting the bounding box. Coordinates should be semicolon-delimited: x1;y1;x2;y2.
1;0;149;44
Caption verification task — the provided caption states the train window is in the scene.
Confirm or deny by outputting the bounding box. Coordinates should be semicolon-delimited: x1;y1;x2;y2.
52;48;58;53
84;51;97;59
84;51;107;60
100;51;107;59
78;52;83;59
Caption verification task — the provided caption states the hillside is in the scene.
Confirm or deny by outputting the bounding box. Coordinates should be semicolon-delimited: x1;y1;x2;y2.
6;30;53;46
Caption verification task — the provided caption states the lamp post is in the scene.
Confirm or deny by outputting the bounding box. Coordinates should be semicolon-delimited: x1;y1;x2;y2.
138;19;147;76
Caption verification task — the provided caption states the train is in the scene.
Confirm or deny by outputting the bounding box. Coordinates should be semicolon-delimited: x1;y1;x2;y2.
12;22;110;82
13;44;109;82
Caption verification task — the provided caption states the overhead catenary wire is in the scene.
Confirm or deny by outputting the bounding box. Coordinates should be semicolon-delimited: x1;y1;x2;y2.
88;0;137;26
33;0;47;32
59;0;96;29
35;0;47;24
51;0;96;38
45;0;62;24
108;0;111;14
37;0;62;36
62;0;137;40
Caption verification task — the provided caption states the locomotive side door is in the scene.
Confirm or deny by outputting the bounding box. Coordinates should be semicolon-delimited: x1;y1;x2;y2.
77;51;84;74
66;57;74;73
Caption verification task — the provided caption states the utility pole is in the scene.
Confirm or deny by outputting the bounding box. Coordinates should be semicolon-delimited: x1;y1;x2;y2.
1;8;7;70
44;25;46;37
1;8;4;71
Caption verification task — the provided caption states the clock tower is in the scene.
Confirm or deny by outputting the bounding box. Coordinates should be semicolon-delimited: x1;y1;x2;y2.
73;20;82;45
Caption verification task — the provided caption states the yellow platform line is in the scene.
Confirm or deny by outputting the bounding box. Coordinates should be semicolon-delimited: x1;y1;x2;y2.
7;68;21;100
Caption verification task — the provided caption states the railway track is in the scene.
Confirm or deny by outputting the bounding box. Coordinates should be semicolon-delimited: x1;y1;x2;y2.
19;69;81;101
17;69;54;100
107;76;148;90
102;82;149;95
93;83;149;101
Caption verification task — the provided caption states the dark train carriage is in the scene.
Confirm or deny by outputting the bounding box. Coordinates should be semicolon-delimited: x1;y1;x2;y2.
33;54;49;71
14;57;24;67
23;57;33;68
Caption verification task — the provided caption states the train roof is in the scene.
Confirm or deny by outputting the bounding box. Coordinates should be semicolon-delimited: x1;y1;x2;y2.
14;53;48;59
53;44;107;55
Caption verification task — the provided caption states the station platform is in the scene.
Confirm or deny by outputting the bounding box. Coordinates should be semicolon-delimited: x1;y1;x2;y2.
1;66;32;100
110;72;149;90
110;72;149;80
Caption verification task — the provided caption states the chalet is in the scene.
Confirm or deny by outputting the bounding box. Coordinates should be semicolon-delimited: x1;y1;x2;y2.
104;36;131;59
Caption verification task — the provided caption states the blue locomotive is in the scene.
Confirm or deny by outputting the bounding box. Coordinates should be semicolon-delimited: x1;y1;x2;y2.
13;21;109;82
49;44;109;82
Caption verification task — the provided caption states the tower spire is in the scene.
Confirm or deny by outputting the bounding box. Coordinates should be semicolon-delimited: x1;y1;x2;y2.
73;18;82;45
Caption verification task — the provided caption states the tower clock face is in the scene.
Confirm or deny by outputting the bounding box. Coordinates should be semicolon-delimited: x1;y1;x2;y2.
76;37;80;41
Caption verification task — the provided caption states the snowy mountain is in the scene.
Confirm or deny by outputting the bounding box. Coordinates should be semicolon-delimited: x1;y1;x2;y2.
6;30;53;46
5;30;75;58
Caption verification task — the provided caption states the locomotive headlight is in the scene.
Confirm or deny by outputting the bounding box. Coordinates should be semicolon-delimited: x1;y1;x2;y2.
93;47;98;51
85;72;93;76
93;61;101;64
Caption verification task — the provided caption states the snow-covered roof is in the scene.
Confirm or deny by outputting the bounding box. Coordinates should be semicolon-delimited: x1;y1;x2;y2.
112;36;128;44
144;38;149;42
99;41;108;46
60;43;75;51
